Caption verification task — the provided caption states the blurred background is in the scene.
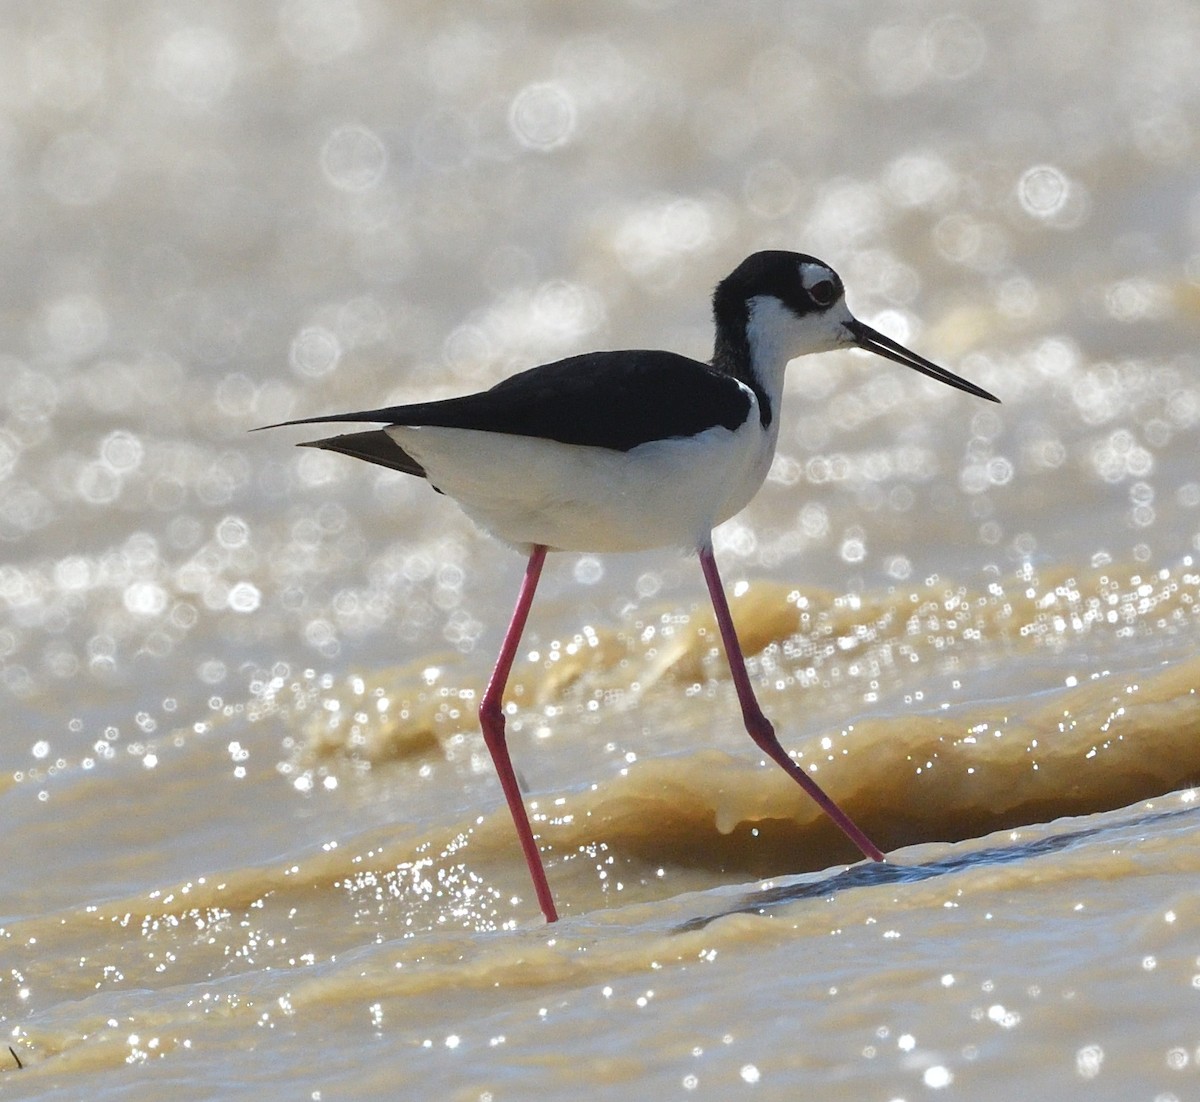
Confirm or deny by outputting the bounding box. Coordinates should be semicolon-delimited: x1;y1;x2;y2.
3;2;1200;1098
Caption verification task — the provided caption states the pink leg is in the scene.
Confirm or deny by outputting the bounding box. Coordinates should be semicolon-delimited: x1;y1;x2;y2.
479;545;559;923
699;545;886;863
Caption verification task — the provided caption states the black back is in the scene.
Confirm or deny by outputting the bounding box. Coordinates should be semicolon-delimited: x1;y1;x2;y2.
273;350;753;453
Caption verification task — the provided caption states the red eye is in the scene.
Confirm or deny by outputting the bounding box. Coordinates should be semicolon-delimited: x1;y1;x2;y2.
809;279;836;306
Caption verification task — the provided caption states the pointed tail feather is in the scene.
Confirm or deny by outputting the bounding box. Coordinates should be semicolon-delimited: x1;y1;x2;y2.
298;430;427;479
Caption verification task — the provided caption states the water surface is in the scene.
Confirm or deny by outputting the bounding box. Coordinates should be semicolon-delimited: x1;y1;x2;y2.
3;2;1200;1098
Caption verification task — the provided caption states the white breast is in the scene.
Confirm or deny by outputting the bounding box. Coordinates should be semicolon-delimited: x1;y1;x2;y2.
388;402;776;553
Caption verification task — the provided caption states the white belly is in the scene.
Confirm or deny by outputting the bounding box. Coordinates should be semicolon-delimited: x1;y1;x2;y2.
388;420;776;553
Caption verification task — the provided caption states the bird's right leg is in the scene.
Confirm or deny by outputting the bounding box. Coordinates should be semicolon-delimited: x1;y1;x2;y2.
478;544;560;922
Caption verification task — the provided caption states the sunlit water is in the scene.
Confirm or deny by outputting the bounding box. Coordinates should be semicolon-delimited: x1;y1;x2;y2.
3;2;1200;1098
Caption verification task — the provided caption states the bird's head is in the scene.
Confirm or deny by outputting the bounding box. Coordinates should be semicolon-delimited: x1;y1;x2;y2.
713;250;998;403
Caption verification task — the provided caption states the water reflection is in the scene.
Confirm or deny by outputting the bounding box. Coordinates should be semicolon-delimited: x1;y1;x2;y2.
680;803;1200;930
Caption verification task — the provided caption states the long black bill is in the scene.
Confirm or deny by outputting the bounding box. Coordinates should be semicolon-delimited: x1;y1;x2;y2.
845;318;999;403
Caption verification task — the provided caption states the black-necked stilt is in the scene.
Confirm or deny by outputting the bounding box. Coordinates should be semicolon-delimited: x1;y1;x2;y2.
260;250;998;923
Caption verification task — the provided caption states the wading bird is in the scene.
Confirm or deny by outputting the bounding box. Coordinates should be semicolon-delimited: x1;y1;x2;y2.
260;251;998;922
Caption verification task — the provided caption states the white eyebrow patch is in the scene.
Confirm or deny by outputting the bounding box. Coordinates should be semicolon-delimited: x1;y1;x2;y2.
798;260;837;292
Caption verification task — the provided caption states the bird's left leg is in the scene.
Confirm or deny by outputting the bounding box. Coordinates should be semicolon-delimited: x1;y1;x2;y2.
698;544;885;863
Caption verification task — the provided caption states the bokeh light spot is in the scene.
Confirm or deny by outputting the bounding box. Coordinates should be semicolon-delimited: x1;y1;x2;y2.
508;82;577;152
320;124;387;192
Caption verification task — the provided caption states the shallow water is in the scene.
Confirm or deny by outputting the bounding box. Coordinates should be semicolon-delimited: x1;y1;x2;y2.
3;1;1200;1098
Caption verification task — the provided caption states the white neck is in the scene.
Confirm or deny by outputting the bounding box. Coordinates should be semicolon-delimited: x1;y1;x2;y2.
745;293;854;413
744;296;799;425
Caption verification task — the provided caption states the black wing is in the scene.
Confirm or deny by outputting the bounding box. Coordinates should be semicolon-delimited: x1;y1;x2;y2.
257;350;753;454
